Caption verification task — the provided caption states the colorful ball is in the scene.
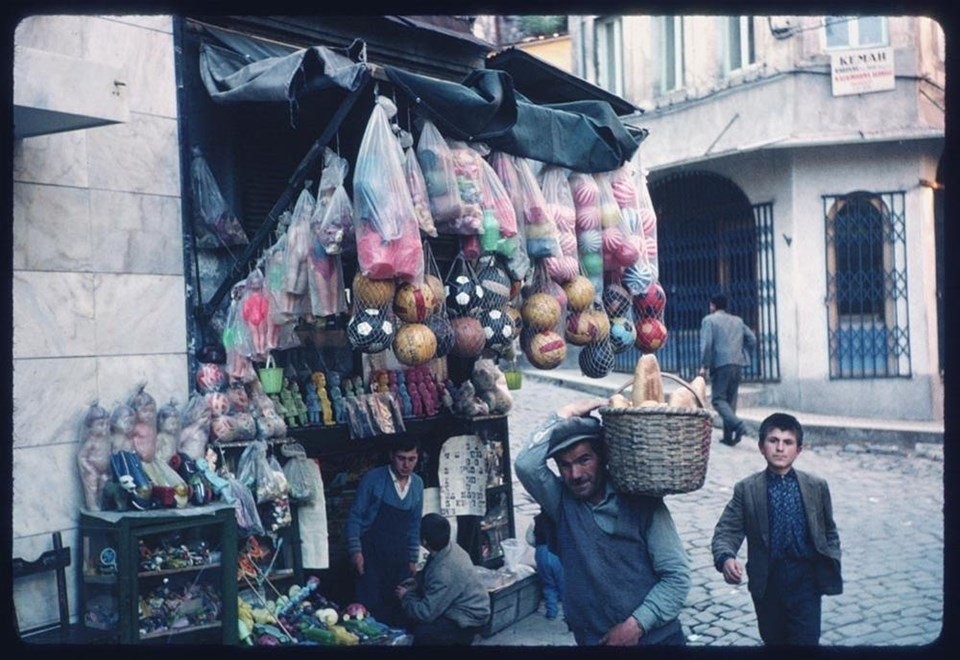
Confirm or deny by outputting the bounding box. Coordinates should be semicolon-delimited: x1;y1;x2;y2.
579;340;615;378
446;274;485;317
546;255;579;284
525;329;567;370
450;315;486;358
580;252;604;277
480;307;515;349
347;307;395;353
608;316;637;354
602;283;633;317
476;263;512;310
393;282;437;323
600;203;622;229
521;292;562;331
352;273;395;308
563;275;597;312
621;263;655;297
635;281;667;319
575;204;601;231
578;228;602;255
424;274;445;313
564;308;611;346
393;323;437;367
635;317;668;353
424;314;456;357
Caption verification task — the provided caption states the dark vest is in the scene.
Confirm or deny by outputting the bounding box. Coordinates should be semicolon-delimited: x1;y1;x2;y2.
557;492;682;645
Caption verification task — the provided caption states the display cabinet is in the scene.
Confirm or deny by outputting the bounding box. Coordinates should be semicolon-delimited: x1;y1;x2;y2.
78;503;238;644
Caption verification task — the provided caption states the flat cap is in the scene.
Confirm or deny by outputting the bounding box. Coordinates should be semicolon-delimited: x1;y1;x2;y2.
546;414;603;459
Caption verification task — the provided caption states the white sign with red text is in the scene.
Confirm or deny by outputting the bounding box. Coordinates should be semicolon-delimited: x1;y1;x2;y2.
831;46;895;96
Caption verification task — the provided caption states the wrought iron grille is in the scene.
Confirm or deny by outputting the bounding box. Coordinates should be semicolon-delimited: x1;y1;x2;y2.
613;171;779;383
823;191;910;379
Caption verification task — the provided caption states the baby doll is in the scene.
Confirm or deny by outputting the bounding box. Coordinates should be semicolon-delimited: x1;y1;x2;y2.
155;400;181;464
108;403;155;511
242;269;271;357
77;401;112;511
128;383;159;463
178;393;212;461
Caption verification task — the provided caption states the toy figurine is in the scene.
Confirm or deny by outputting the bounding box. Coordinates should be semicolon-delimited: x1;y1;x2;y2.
241;269;271;357
279;383;300;428
77;401;112;511
305;382;321;425
289;381;309;426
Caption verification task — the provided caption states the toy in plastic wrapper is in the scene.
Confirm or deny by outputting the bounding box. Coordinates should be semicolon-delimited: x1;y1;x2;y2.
241;268;272;359
189;146;249;248
77;401;112;511
416;119;463;227
404;145;438;237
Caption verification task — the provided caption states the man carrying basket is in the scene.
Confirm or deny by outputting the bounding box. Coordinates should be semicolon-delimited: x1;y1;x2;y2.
515;398;691;646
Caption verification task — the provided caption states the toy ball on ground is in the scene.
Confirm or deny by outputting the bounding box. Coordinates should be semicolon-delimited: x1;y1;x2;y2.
634;281;667;319
525;329;567;370
521;292;562;331
563;275;597;312
450;315;486;358
424;274;445;313
602;282;633;318
393;282;437;323
347;308;395;353
564;308;611;346
424;313;456;357
352;273;396;308
393;323;437;367
446;274;485;317
579;340;615;378
608;316;637;353
476;263;512;310
480;307;515;349
635;317;668;353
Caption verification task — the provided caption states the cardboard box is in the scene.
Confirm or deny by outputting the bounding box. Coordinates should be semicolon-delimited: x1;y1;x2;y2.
480;573;541;638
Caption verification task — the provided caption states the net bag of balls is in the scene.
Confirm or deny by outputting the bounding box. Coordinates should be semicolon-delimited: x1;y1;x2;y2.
599;358;712;497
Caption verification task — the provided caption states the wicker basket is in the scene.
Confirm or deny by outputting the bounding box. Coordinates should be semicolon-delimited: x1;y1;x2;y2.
599;372;713;497
258;354;284;394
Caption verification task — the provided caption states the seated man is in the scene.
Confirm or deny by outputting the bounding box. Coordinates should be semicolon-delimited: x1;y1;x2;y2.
395;513;491;645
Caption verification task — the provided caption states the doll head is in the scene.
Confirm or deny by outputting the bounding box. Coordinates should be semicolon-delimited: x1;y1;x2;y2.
110;403;136;450
129;383;158;425
84;401;110;437
157;400;182;436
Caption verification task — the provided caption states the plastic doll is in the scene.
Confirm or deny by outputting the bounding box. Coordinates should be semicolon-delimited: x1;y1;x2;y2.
109;403;155;511
178;393;212;461
305;382;321;425
242;269;271;357
128;383;159;463
77;401;112;511
155;400;181;465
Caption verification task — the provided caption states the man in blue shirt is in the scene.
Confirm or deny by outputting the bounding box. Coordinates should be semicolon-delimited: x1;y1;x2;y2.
711;412;842;644
345;441;424;627
515;398;691;646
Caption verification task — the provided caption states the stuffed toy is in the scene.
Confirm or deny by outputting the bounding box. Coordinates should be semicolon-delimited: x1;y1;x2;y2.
451;380;488;417
471;358;513;415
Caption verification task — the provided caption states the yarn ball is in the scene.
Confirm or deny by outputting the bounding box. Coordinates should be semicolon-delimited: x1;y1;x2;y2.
393;323;437;367
446;274;485;317
563;275;597;312
352;273;396;308
525;329;567;370
635;317;668;353
635;281;667;319
424;313;456;358
393;281;437;323
476;263;513;310
450;315;486;358
564;308;611;346
347;307;395;354
527;236;558;260
579;340;615;378
608;316;637;354
480;307;515;349
602;283;633;317
521;292;562;331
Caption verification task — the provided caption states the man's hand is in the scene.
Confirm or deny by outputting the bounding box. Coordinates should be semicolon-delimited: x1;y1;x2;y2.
395;584;410;600
600;616;643;646
557;398;606;420
408;561;417;576
722;557;743;585
350;552;364;576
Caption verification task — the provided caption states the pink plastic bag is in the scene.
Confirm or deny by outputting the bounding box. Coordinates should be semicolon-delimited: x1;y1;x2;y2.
540;165;580;284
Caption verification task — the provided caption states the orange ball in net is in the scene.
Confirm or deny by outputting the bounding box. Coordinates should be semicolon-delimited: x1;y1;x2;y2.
393;323;438;366
393;282;438;323
525;329;567;369
353;273;395;308
521;292;562;331
562;275;596;312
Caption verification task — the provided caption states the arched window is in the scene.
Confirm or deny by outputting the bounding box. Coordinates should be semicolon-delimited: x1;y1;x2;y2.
824;190;910;378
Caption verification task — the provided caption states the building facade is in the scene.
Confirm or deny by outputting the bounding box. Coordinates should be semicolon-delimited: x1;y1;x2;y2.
569;15;945;422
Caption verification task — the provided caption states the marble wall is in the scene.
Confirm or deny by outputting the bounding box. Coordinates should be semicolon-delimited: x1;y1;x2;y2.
12;15;188;632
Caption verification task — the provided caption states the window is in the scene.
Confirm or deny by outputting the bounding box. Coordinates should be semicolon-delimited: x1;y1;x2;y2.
824;16;888;49
725;16;756;72
595;16;623;95
824;191;910;378
661;16;684;92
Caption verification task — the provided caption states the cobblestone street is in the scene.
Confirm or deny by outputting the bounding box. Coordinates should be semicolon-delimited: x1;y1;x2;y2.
485;378;944;648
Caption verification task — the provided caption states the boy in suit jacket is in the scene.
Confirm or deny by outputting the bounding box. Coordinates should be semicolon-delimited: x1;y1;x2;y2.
711;412;842;645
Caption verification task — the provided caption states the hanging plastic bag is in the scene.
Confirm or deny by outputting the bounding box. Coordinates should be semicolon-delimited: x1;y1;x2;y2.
489;151;531;282
189;146;249;249
240;268;272;359
222;283;255;379
608;160;656;297
633;154;660;281
225;473;265;537
281;443;320;503
540;165;580;284
306;157;350;318
353;96;424;281
568;171;604;296
284;185;316;299
404;146;438;237
316;147;356;253
416;119;463;228
446;140;484;235
514;156;560;260
595;171;640;275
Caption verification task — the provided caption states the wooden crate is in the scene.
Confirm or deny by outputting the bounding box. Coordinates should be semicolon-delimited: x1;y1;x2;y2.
480;573;541;638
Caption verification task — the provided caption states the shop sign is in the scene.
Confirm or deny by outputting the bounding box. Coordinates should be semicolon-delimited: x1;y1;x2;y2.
830;46;895;97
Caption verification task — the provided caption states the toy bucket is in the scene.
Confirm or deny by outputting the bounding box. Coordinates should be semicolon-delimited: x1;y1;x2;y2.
258;354;283;394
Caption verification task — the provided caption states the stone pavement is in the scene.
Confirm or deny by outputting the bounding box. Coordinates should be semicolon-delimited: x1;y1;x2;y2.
475;374;945;649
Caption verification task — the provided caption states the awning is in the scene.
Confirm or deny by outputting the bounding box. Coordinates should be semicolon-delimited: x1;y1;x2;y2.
196;24;640;172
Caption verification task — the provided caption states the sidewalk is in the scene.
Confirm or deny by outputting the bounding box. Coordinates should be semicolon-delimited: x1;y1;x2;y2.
518;366;944;450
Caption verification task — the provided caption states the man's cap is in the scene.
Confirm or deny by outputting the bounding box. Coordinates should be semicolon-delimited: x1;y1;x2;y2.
547;415;603;459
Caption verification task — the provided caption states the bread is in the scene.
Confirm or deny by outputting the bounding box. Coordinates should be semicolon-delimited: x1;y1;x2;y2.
689;376;707;408
667;387;698;409
608;393;632;408
631;353;664;406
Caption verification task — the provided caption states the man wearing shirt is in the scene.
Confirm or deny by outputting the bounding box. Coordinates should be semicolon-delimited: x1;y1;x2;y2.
345;441;423;627
711;412;842;645
514;398;691;646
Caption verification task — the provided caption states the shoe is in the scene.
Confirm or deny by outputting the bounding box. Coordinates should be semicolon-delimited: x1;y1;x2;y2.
719;435;736;446
732;425;745;445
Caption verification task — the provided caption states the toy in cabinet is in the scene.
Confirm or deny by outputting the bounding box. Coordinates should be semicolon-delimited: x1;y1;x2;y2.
78;503;238;644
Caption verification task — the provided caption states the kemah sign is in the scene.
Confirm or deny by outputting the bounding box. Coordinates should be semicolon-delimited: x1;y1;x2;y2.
830;46;895;97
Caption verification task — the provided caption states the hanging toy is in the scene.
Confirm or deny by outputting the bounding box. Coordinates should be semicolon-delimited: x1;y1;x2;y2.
241;269;271;358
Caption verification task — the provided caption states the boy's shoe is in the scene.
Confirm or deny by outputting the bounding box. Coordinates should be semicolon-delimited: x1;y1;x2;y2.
545;610;558;620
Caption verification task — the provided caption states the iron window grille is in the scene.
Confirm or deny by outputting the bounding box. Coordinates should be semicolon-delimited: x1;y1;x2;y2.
824;190;910;379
